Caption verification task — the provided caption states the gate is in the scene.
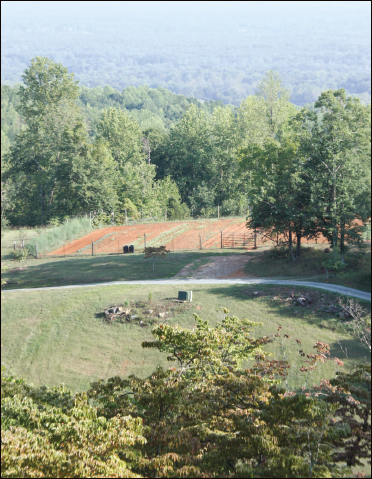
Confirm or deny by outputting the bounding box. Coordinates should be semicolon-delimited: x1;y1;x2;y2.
222;232;256;249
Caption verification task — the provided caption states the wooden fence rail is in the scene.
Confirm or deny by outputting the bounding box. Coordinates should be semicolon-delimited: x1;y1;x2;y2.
221;232;257;249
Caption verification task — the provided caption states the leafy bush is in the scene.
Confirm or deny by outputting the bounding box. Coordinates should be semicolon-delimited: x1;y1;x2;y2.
167;197;190;220
266;244;290;259
118;198;139;221
13;247;29;262
91;212;113;228
322;253;347;271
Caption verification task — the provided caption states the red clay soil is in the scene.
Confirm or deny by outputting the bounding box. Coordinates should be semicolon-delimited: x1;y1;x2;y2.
49;218;336;256
49;219;249;255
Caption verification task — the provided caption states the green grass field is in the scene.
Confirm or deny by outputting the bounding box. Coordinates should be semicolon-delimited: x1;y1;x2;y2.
2;283;370;392
245;244;371;292
2;244;371;291
1;250;246;289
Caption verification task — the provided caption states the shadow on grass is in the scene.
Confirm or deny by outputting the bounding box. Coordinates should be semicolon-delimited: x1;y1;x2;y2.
329;338;371;363
245;245;371;293
205;284;370;332
1;250;246;289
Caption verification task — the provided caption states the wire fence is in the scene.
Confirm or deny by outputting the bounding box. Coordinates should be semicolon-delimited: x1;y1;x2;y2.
6;216;370;259
31;231;329;258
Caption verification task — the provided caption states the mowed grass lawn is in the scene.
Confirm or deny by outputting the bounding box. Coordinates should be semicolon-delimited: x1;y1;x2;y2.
1;250;245;289
2;283;370;392
245;243;371;292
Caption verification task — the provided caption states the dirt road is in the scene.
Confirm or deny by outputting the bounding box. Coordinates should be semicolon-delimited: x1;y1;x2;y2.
174;255;253;279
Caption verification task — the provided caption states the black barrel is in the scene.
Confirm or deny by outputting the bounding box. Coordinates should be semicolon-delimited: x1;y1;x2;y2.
129;245;134;253
123;245;129;254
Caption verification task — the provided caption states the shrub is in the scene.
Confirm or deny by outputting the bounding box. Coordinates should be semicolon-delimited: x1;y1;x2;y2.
266;244;290;259
13;247;29;262
91;212;112;227
1;216;10;238
322;254;347;271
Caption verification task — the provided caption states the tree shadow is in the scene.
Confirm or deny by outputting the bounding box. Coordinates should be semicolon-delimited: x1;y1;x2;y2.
204;283;367;329
329;338;371;363
1;250;247;289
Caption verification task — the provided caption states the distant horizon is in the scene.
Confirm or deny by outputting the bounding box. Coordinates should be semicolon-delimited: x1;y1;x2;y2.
1;0;370;105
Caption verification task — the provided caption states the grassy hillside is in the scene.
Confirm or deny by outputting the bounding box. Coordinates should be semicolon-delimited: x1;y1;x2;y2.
245;244;371;292
1;283;370;392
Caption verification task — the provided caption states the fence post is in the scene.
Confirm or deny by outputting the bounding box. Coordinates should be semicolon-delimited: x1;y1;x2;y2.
35;242;38;259
218;205;220;219
144;233;147;249
13;242;16;251
21;239;24;248
92;239;94;256
199;233;202;250
221;231;223;249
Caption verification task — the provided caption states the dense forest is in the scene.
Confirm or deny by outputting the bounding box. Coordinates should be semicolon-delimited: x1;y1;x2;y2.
1;57;370;264
1;1;371;106
2;82;227;140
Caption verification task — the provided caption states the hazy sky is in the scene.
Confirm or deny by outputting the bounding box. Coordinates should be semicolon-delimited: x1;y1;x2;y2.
2;1;371;28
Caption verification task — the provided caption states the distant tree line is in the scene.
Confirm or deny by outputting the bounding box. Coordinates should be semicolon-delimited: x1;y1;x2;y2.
1;1;371;106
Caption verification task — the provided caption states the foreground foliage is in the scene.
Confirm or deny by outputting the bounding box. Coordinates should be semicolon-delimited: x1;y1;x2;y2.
2;310;371;478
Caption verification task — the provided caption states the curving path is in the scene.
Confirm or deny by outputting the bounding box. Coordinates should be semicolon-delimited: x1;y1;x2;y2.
2;279;370;301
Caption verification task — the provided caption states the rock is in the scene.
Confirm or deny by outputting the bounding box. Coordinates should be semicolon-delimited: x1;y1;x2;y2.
131;315;138;320
148;310;153;314
158;312;166;318
297;297;307;306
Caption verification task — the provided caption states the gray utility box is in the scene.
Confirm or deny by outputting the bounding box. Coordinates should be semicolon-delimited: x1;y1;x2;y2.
178;291;192;302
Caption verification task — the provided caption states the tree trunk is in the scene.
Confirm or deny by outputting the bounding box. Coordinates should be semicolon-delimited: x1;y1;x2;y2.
289;229;295;261
46;178;56;216
332;174;337;262
296;232;302;257
340;218;345;263
39;182;44;226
